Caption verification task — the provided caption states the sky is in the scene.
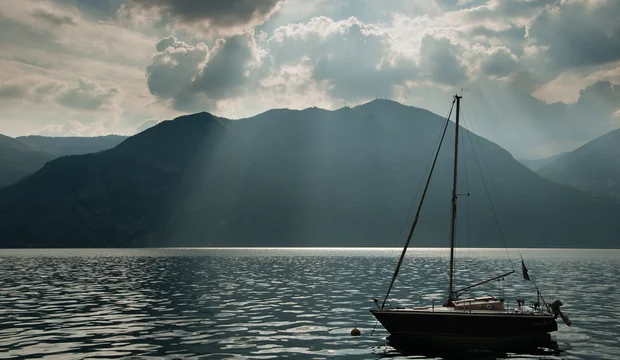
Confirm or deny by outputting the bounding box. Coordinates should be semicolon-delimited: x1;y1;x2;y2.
0;0;619;159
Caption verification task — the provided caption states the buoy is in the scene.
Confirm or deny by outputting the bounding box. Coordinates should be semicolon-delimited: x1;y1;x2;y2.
350;327;361;336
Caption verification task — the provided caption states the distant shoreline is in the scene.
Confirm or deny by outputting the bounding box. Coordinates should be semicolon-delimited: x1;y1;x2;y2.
2;247;618;250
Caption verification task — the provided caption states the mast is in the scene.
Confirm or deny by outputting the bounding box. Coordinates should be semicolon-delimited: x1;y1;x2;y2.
448;94;462;302
379;99;456;309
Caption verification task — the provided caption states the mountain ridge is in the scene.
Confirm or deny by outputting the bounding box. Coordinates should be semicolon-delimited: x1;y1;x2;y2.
0;134;54;188
1;100;619;248
519;152;568;171
17;134;128;157
0;134;127;188
537;128;620;197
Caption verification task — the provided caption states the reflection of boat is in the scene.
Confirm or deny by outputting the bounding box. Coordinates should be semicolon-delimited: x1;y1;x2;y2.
370;94;570;346
384;335;563;359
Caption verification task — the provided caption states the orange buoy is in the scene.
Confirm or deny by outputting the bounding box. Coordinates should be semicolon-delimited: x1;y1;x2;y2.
350;327;361;336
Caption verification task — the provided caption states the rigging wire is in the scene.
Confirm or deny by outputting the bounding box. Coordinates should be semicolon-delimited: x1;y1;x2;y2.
380;99;456;309
460;103;514;269
375;100;459;300
459;101;552;312
370;102;457;303
462;102;551;312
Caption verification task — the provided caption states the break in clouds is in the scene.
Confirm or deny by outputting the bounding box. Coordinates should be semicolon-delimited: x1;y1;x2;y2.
0;0;619;158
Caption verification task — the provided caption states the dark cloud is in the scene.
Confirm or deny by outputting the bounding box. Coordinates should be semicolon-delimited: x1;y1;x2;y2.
419;35;468;85
146;32;266;111
126;0;283;33
480;48;518;78
527;1;620;70
154;36;177;52
30;8;77;26
147;36;208;101
191;34;266;100
0;84;27;98
56;79;120;111
470;25;526;57
575;81;620;119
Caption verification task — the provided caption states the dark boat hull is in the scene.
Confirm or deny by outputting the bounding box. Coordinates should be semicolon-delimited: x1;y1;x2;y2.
371;309;557;345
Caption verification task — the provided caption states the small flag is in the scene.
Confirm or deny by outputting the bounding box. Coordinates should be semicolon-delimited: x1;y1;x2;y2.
522;259;531;281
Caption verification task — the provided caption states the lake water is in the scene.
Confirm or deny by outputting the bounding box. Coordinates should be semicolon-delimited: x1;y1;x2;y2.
0;248;618;359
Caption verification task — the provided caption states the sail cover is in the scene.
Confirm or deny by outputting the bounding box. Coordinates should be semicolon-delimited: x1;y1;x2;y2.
521;259;531;281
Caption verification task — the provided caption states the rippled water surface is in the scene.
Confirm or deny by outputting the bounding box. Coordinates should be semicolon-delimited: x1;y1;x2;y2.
0;248;618;359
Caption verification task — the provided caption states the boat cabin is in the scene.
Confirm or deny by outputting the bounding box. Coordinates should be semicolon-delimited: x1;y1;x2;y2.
452;296;505;311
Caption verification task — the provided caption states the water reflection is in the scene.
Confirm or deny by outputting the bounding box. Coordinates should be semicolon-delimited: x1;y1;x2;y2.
378;336;564;359
0;248;617;359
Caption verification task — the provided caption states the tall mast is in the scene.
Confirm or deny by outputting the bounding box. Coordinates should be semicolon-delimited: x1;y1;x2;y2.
379;99;456;309
448;94;461;302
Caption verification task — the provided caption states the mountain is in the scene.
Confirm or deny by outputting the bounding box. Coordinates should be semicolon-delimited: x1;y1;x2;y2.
1;100;619;248
17;135;127;157
519;152;568;171
0;134;127;188
538;128;620;197
0;134;54;188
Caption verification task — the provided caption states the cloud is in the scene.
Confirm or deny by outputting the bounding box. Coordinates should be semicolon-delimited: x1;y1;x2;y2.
138;5;619;158
31;81;65;102
526;0;620;70
255;60;332;108
479;47;519;78
575;80;620;118
1;0;619;160
146;36;208;101
122;0;284;35
0;76;128;136
0;83;28;98
56;78;121;111
10;56;54;70
30;8;77;26
419;35;468;85
146;32;267;111
470;25;526;57
483;0;555;18
435;0;489;11
37;120;105;137
0;0;156;72
52;0;125;21
191;33;267;100
268;16;417;101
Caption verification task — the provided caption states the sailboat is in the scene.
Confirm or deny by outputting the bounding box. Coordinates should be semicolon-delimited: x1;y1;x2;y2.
370;94;570;346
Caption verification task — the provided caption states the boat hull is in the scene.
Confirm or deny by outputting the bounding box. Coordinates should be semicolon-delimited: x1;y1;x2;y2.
371;308;557;345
